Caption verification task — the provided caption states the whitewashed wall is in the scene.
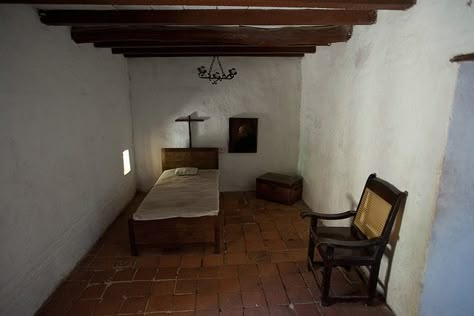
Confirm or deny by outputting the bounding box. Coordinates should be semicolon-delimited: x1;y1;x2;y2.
129;57;301;192
0;5;136;315
298;1;474;315
420;63;474;316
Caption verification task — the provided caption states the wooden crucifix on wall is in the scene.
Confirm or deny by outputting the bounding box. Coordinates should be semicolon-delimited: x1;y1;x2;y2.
175;114;209;148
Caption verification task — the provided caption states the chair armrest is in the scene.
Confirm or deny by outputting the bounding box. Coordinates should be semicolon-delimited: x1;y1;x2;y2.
300;210;357;220
317;238;381;249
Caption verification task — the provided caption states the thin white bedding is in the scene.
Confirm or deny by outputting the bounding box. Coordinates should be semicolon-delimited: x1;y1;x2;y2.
133;169;219;221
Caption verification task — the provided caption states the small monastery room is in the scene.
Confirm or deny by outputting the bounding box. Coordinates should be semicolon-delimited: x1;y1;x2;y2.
1;1;473;316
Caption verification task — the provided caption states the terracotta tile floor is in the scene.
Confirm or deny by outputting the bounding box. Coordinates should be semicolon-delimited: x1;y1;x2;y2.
37;192;394;316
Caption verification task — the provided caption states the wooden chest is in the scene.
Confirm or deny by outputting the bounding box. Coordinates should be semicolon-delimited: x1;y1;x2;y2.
256;173;303;205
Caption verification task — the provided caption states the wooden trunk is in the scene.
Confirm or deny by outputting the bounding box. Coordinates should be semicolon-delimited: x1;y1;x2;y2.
256;173;303;205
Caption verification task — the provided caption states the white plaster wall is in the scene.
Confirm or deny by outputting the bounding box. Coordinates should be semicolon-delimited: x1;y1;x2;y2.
420;63;474;316
129;57;301;192
298;2;474;315
0;5;136;315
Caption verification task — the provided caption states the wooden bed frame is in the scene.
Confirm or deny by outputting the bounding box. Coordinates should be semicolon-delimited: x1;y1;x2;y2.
128;147;223;255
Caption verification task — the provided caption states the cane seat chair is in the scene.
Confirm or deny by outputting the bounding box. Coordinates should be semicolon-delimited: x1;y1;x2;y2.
301;173;408;306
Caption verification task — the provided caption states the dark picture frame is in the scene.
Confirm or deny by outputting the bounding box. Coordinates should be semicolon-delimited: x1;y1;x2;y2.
228;118;258;153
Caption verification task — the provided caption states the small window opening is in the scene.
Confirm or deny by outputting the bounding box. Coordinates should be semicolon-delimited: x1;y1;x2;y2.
123;150;131;175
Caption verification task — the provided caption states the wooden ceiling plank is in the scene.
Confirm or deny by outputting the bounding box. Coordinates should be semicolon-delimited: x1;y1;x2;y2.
4;0;416;10
94;41;330;48
123;53;306;57
39;9;376;26
111;46;316;54
95;41;239;47
72;25;353;46
450;53;474;63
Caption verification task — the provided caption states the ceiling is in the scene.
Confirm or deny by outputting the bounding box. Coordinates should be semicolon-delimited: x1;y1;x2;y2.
7;0;416;58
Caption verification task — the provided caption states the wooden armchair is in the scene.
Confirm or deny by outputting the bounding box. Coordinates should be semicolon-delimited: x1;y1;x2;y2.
301;173;408;306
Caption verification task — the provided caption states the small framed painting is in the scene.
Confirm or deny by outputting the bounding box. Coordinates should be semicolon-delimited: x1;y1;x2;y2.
228;118;258;153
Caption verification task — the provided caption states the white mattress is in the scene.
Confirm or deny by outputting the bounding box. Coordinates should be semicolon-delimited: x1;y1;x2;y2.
133;169;220;221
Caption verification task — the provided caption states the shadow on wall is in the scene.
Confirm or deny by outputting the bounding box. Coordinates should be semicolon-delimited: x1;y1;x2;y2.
381;197;407;297
134;89;205;191
190;111;211;148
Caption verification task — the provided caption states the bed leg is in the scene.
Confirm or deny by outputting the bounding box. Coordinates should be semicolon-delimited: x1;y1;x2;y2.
128;218;138;256
214;215;224;254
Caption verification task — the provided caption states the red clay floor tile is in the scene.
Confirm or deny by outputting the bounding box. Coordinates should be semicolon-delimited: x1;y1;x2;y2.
151;280;176;296
159;255;182;268
36;192;394;316
195;310;219;316
219;292;243;309
197;278;220;294
126;281;152;297
112;268;136;281
134;267;157;280
135;256;161;268
220;308;244;316
226;253;249;265
199;267;220;278
178;267;200;279
181;255;203;268
286;287;314;304
94;297;124;315
277;262;299;274
196;293;219;310
156;267;179;280
175;279;197;294
238;264;259;277
280;273;306;289
119;296;148;314
219;278;241;293
80;283;106;299
268;305;296;316
203;254;224;266
244;307;270;316
69;299;98;316
242;290;267;308
219;265;239;278
263;288;289;306
258;264;279;277
171;294;196;311
239;275;262;291
293;303;321;316
146;295;172;312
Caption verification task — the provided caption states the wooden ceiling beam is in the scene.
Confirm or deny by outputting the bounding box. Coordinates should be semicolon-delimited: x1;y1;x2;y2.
123;53;305;57
39;9;376;26
4;0;416;10
72;25;352;46
94;41;331;48
95;41;244;48
111;46;316;54
450;53;474;63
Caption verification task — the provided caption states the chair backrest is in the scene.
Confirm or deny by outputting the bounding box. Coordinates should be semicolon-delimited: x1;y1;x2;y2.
352;174;407;241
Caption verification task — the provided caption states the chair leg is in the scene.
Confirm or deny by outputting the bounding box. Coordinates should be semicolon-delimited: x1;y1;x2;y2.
307;217;316;270
367;263;381;305
321;265;332;306
128;219;138;256
214;216;224;254
307;237;315;270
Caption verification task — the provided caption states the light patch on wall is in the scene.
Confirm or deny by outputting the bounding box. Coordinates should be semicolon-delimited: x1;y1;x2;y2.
122;150;131;175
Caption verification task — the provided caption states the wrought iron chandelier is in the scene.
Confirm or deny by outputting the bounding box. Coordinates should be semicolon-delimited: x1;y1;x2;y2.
197;56;237;85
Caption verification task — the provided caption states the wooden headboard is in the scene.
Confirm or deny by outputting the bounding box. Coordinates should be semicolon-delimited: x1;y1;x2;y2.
161;148;219;171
